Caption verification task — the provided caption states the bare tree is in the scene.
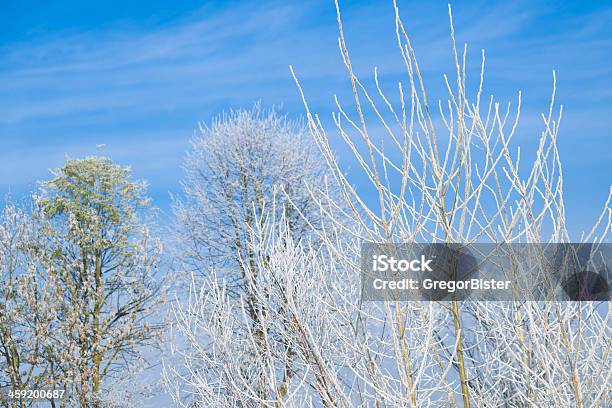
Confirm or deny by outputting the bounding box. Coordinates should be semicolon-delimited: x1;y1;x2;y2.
167;1;610;407
287;1;611;406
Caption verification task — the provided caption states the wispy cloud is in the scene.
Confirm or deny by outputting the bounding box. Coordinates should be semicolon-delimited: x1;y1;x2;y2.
0;1;322;122
0;0;609;230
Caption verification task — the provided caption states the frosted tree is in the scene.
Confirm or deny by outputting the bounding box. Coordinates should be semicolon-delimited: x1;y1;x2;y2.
168;1;610;407
30;157;165;408
0;203;55;408
287;0;611;406
166;106;343;406
0;204;30;407
173;105;332;286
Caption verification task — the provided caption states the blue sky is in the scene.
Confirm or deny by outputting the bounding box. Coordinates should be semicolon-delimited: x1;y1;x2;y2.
1;0;611;235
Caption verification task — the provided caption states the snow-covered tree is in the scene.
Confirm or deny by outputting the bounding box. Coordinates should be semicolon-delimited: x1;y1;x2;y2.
0;202;53;408
166;106;344;406
173;105;332;289
167;1;611;407
30;157;165;408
